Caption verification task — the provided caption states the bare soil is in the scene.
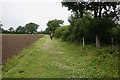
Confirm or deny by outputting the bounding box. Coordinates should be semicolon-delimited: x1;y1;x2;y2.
2;35;43;64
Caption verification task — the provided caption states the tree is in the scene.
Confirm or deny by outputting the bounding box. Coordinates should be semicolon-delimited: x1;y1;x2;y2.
2;29;9;34
55;25;69;41
16;26;25;34
87;18;116;47
0;21;10;34
9;27;14;33
62;0;119;18
75;11;92;46
62;0;119;47
24;22;39;34
46;19;64;35
0;21;3;27
111;26;120;45
0;21;3;33
66;11;92;45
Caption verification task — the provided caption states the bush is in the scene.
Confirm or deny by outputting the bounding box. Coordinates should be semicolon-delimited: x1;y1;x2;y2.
111;26;120;45
54;26;69;40
61;28;69;41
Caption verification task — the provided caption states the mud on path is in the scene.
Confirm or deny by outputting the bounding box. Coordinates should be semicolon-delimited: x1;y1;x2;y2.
2;35;43;64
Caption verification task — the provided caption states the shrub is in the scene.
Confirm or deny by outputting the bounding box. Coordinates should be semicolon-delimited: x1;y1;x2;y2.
54;26;69;40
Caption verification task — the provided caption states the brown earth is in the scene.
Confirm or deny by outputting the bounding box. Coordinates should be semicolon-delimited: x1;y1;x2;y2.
2;35;43;64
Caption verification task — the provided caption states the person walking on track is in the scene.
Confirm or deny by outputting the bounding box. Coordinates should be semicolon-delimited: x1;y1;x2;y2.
50;34;53;40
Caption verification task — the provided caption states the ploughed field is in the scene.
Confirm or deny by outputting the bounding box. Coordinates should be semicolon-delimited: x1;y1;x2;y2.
2;35;43;64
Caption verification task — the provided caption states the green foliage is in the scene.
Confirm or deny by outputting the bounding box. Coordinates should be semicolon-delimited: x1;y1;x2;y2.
111;26;120;44
0;21;3;27
45;19;64;34
59;11;93;42
61;1;119;47
2;29;10;34
87;18;116;37
62;1;119;19
55;11;118;45
16;26;25;34
47;19;64;27
24;22;39;34
55;26;69;41
8;27;15;34
0;21;11;34
54;27;63;38
0;21;3;33
2;22;39;34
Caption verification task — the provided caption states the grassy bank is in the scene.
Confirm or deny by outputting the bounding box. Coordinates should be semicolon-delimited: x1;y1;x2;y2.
2;35;118;78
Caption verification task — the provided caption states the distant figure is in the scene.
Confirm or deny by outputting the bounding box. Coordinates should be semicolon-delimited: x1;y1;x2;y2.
50;34;53;40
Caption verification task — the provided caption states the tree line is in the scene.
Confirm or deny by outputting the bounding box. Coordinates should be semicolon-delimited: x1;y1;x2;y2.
44;0;120;48
0;22;39;34
54;13;120;46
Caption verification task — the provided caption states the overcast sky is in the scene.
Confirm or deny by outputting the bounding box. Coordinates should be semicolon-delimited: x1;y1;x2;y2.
0;0;72;31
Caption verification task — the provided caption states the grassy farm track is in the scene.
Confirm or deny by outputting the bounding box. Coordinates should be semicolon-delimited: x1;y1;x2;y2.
2;35;118;78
